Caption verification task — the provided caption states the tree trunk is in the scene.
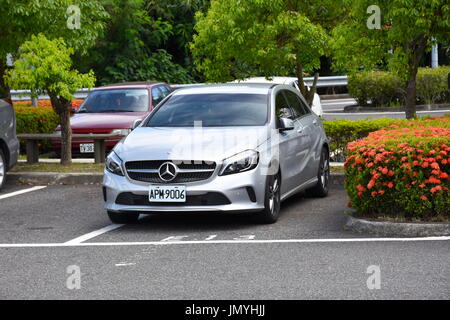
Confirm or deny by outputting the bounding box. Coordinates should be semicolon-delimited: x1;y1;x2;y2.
295;58;319;106
404;34;427;119
405;77;417;119
49;94;72;164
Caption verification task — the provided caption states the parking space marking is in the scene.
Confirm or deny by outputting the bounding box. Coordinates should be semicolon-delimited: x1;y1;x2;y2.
64;224;124;245
0;236;448;248
161;236;189;242
0;186;47;200
205;235;217;241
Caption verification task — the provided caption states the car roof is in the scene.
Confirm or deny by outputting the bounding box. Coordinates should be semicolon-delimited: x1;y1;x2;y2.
172;83;278;95
94;81;167;90
232;77;298;85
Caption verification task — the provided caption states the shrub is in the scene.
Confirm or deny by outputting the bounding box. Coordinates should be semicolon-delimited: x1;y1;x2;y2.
14;104;59;154
344;118;450;220
348;66;450;107
14;104;59;134
348;71;405;107
416;66;450;105
13;99;84;110
324;118;396;161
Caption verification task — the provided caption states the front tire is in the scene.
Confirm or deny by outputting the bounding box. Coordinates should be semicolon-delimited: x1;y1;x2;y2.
0;149;6;190
107;211;140;224
258;171;281;224
307;147;330;197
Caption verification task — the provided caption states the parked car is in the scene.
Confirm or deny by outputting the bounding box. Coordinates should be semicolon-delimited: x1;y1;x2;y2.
103;83;330;224
52;82;173;156
232;77;323;116
0;98;20;190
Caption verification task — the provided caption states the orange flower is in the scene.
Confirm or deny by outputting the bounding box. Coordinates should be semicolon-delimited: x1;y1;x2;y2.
367;180;375;189
420;195;428;201
378;190;385;195
387;182;394;189
430;162;440;170
381;168;388;175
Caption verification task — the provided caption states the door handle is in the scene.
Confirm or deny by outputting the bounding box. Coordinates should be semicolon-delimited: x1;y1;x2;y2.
297;128;303;134
312;119;318;126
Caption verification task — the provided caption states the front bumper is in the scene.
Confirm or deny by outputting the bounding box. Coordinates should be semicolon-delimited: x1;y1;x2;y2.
103;165;267;213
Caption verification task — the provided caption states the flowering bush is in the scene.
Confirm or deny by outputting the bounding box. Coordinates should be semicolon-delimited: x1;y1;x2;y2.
13;99;84;110
345;118;450;220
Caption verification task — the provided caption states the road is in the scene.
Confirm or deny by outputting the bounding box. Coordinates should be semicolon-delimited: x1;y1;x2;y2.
0;182;448;300
320;97;450;120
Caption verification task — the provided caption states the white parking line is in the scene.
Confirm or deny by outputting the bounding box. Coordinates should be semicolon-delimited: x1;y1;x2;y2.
64;224;124;245
0;186;47;200
0;236;448;248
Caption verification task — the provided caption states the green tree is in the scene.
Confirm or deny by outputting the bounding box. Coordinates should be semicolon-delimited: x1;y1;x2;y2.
79;0;195;85
0;0;108;97
332;0;450;118
190;0;341;104
5;35;96;164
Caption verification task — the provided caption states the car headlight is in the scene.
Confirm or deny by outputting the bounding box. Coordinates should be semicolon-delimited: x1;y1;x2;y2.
111;129;131;136
105;151;124;176
219;150;259;176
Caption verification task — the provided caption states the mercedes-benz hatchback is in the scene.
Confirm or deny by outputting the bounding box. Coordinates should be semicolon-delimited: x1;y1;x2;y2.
103;84;330;224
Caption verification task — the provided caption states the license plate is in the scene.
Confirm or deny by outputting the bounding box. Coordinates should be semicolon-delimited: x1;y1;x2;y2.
149;185;186;203
80;143;94;153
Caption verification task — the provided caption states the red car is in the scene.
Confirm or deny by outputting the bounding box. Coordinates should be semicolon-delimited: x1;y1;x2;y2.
53;82;173;156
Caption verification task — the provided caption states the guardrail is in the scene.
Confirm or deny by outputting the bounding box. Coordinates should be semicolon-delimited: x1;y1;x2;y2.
10;76;348;101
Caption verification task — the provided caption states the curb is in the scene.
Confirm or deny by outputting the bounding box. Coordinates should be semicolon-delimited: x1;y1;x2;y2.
7;172;345;186
7;172;103;185
345;215;450;237
343;103;450;113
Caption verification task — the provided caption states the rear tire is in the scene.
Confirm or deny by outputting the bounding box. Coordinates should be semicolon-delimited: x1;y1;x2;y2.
0;149;6;190
107;211;140;224
306;147;330;197
258;171;281;224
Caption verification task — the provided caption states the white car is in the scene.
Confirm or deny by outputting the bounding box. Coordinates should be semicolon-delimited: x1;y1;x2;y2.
232;77;323;117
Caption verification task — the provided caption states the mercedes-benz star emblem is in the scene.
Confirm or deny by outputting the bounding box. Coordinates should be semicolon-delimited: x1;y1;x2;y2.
158;162;178;182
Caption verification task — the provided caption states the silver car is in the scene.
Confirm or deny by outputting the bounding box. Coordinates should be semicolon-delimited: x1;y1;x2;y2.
103;84;330;224
0;99;19;189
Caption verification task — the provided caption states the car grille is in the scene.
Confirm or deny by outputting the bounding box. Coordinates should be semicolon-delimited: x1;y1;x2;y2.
115;192;230;206
125;160;216;183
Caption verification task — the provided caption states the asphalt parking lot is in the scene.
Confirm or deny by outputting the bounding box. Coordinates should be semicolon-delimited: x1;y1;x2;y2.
0;182;448;299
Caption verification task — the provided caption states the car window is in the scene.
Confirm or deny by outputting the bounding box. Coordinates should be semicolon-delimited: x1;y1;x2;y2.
160;85;171;97
146;93;268;127
284;90;308;118
152;87;164;107
275;91;294;119
77;89;149;113
297;94;312;115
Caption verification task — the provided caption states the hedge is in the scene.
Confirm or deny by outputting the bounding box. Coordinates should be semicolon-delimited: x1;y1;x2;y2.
345;118;450;220
348;66;450;107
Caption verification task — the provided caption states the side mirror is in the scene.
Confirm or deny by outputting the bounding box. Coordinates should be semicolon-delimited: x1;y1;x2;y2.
278;117;295;132
132;119;143;130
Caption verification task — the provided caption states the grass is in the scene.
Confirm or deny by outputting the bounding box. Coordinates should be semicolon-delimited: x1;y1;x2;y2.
11;162;104;173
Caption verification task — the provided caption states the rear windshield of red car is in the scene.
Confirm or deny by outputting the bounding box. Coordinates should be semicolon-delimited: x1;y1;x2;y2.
78;89;149;113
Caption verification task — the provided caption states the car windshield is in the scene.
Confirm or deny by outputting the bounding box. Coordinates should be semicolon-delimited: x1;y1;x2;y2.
77;89;149;113
146;93;268;127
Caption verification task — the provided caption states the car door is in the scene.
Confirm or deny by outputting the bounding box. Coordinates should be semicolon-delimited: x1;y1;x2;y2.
274;90;302;194
283;90;314;185
291;91;323;181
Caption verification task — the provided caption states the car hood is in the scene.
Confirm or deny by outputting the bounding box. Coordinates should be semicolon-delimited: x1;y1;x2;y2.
114;126;271;162
65;112;148;131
